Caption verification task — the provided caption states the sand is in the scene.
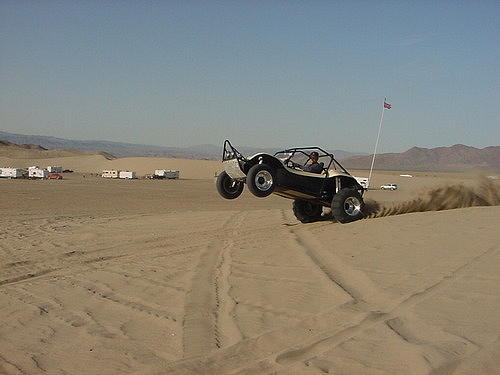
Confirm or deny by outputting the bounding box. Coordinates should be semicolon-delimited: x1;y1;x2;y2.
0;154;221;180
0;154;499;375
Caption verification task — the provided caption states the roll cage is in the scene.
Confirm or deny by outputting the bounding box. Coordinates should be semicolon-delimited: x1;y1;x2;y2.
222;139;352;177
223;140;247;163
274;147;351;176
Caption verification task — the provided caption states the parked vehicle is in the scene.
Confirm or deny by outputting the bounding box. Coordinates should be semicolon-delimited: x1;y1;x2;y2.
102;170;119;178
380;183;397;190
0;168;25;178
216;140;366;223
119;171;136;179
28;167;48;179
153;169;180;179
354;177;369;189
165;170;179;179
47;166;63;173
47;173;63;180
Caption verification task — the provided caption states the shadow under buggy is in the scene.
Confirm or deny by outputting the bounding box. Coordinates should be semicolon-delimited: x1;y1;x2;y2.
216;140;366;223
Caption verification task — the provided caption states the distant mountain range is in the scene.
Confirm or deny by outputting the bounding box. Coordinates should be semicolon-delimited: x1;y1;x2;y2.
0;131;363;160
1;131;498;171
341;144;500;171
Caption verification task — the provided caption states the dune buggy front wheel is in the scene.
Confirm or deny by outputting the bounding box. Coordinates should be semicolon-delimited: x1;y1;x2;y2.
246;164;276;197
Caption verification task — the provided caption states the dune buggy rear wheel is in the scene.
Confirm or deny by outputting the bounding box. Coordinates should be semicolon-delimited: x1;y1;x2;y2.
293;200;323;223
331;188;365;223
246;164;276;197
216;171;244;199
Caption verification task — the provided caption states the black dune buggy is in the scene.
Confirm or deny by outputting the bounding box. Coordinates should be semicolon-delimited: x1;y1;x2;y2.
216;140;366;223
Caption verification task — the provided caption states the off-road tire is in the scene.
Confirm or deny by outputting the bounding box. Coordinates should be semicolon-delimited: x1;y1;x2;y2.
216;171;244;199
331;188;365;223
292;200;323;223
246;164;276;197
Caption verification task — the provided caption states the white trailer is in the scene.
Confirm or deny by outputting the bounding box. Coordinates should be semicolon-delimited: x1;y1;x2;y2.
102;170;120;178
29;168;48;179
154;169;167;178
119;171;136;179
153;169;179;179
354;177;369;189
0;168;25;178
47;166;63;173
165;170;179;179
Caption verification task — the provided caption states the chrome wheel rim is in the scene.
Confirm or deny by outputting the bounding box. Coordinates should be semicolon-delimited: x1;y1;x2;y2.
344;197;362;216
254;170;273;191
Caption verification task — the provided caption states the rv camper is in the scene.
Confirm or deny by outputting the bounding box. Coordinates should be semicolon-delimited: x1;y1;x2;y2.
29;167;48;179
165;170;179;179
47;166;63;173
102;170;120;178
119;171;136;179
0;168;25;178
153;169;167;179
153;169;179;179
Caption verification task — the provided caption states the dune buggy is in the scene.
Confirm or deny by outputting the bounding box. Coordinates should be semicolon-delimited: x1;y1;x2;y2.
216;140;366;223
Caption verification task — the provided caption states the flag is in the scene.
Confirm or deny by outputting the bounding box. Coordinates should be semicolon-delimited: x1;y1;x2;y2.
384;101;392;109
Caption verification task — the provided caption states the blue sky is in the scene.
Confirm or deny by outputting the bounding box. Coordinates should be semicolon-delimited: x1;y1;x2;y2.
1;1;498;152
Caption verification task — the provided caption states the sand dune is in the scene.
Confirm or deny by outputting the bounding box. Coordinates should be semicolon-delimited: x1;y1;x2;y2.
0;141;114;160
0;154;220;179
1;157;499;375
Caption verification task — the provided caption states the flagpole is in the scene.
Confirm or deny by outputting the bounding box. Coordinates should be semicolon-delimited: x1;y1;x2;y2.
367;98;386;188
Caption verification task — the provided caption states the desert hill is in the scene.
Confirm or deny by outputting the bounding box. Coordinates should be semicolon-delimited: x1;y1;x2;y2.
0;140;115;160
0;141;220;179
0;154;220;179
341;144;500;172
0;140;48;150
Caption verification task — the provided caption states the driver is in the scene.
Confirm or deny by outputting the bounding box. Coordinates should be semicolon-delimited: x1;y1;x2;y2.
303;151;323;174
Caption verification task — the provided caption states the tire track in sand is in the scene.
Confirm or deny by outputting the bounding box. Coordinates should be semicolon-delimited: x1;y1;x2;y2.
182;211;246;357
273;228;498;368
287;226;395;307
215;233;244;348
144;226;497;375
